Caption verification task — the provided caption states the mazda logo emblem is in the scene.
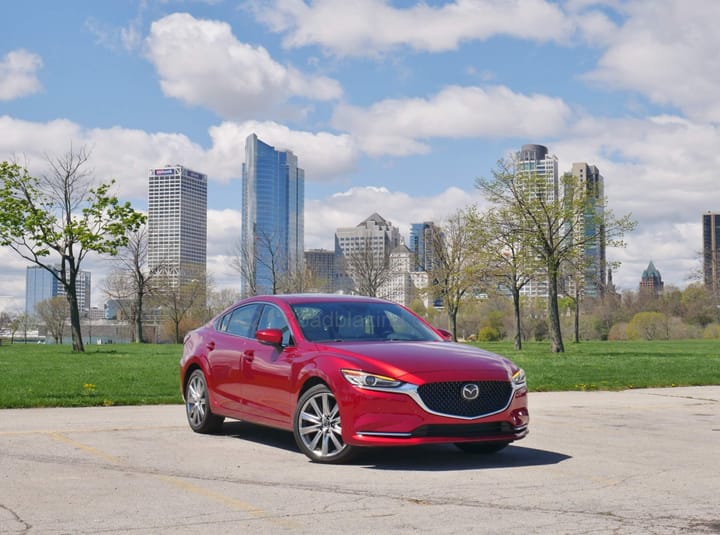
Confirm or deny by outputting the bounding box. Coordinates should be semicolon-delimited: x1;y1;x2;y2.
461;383;479;401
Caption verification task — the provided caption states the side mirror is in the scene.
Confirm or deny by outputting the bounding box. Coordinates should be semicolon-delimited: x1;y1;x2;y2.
256;328;284;346
436;328;453;341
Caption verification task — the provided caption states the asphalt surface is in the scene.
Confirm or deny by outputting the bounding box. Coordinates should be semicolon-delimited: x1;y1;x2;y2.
1;386;718;534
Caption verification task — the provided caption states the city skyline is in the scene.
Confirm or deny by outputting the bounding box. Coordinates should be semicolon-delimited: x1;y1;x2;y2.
2;1;719;311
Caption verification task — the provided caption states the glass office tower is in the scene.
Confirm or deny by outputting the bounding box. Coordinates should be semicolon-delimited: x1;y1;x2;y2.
25;266;91;316
241;134;305;296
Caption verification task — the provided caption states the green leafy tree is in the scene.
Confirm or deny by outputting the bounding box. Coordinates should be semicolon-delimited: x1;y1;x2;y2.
429;208;485;341
477;158;636;353
0;149;146;352
468;206;539;350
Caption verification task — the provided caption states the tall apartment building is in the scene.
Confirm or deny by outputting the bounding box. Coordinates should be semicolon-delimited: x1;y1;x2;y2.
241;134;304;296
517;144;558;298
147;165;208;287
703;212;720;293
25;266;91;316
571;162;607;298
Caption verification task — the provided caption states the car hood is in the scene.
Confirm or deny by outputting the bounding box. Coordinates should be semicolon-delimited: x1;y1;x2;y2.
314;340;515;383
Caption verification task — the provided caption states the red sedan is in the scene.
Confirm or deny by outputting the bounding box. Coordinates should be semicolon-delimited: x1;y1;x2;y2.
180;294;529;463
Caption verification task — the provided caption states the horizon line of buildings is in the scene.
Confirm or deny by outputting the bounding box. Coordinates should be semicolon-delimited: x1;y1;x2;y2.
20;138;720;317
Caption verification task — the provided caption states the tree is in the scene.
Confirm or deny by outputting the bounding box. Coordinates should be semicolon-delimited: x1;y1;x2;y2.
36;296;69;344
428;208;483;341
231;237;257;297
342;235;392;297
627;311;669;340
0;149;145;351
477;158;635;352
152;271;207;344
468;206;538;350
103;226;158;343
232;230;294;296
206;287;242;318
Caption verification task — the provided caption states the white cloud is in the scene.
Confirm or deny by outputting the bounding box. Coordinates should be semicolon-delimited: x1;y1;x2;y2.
247;0;573;57
207;121;358;181
144;12;342;119
304;185;483;249
332;85;572;156
0;117;358;203
582;0;720;122
0;50;43;101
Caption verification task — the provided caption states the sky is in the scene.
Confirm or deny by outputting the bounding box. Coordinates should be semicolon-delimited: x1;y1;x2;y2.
1;0;719;313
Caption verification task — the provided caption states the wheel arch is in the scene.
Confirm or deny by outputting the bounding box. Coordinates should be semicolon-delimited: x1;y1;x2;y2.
297;376;328;401
182;363;203;400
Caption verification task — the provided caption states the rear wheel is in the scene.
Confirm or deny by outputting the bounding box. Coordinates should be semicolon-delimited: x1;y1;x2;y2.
293;384;356;463
185;369;224;434
455;441;510;454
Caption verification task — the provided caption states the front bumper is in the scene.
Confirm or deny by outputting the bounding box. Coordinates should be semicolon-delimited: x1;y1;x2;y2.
338;384;529;447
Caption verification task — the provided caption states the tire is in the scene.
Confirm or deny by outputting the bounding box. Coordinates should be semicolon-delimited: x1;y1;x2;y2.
455;441;510;454
293;384;356;463
185;369;224;434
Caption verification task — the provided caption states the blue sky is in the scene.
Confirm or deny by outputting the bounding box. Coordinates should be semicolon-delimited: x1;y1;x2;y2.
1;0;719;312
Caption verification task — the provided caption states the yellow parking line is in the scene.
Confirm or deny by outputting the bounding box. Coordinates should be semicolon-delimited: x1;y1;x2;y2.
44;432;299;529
156;474;299;528
47;432;124;465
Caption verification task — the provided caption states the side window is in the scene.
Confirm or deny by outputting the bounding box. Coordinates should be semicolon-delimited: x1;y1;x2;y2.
258;305;292;345
225;304;260;338
216;313;231;332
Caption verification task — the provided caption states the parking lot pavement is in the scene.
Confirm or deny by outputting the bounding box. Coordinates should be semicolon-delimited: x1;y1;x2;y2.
1;386;719;534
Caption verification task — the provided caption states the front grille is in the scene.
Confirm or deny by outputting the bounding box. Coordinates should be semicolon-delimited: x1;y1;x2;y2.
417;381;513;418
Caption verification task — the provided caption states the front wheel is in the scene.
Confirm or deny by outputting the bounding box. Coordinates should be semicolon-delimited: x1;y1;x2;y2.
185;369;224;434
455;441;510;454
293;384;357;463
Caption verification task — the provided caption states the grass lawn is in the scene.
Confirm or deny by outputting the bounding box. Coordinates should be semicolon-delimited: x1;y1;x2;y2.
0;339;718;408
0;343;183;408
473;339;720;392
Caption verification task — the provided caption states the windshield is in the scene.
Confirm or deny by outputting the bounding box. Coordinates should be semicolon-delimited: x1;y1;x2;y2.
291;301;442;342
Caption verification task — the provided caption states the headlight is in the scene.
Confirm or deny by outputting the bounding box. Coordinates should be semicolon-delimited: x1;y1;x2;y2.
512;368;527;388
341;369;404;389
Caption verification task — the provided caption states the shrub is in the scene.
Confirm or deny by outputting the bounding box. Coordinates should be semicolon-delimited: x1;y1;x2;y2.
627;312;669;340
703;323;720;339
477;326;501;342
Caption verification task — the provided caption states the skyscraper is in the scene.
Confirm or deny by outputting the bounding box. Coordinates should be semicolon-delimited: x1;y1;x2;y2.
409;221;442;272
571;162;607;298
147;165;208;286
517;144;559;202
241;134;305;296
25;266;91;316
517;144;558;298
703;212;720;293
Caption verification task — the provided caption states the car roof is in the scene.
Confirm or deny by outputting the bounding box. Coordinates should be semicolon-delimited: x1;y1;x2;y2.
252;293;389;304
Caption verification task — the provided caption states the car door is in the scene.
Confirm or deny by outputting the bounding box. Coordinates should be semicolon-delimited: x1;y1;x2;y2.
240;304;296;426
206;303;261;415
